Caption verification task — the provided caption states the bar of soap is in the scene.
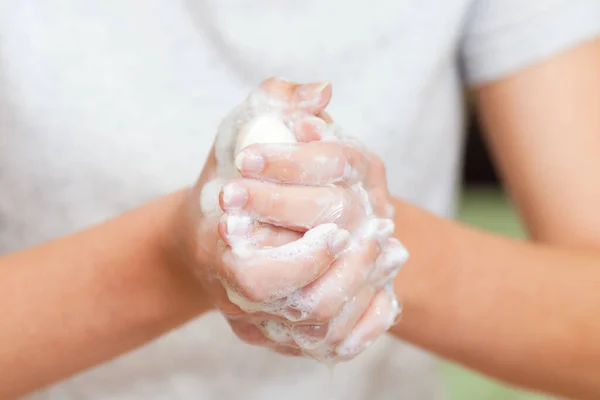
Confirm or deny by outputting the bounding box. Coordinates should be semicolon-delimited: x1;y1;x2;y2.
234;114;297;157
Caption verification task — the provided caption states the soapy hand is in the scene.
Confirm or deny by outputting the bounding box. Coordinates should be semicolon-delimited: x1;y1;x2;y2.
180;78;408;362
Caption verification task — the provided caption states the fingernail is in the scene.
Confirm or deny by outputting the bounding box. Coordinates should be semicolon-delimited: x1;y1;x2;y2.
380;243;409;271
377;219;395;242
222;183;248;210
336;333;363;358
235;149;265;173
328;229;350;254
296;81;331;100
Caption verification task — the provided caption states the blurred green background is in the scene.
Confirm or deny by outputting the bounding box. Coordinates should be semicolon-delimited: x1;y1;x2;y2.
442;186;548;400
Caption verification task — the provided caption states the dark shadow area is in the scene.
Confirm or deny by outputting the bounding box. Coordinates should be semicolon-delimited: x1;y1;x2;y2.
462;110;499;186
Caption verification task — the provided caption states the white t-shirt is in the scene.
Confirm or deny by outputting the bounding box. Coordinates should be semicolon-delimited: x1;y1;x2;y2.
1;1;599;399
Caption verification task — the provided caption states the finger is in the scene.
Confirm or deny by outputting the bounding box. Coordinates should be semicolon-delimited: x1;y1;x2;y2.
213;226;397;321
235;142;370;186
211;279;291;320
295;285;377;362
335;286;401;361
318;111;334;124
220;180;365;231
290;323;329;345
324;285;376;346
370;238;409;287
283;229;384;323
361;152;394;218
368;186;394;218
258;77;297;101
198;268;264;320
219;213;302;248
255;320;294;345
288;326;332;361
290;285;376;354
291;82;332;115
257;78;332;116
272;344;304;357
291;115;329;142
229;319;270;346
219;223;350;303
207;285;245;319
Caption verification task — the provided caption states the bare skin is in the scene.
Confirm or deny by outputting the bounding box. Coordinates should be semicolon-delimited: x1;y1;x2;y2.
392;38;600;398
0;38;599;400
0;190;209;399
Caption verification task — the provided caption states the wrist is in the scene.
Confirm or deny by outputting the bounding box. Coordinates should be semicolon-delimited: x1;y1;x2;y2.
388;199;456;343
157;188;214;318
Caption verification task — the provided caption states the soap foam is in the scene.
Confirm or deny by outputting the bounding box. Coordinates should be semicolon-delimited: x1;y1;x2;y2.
200;84;406;364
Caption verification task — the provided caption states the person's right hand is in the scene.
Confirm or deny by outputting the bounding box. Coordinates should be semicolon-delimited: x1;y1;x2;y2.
176;78;407;363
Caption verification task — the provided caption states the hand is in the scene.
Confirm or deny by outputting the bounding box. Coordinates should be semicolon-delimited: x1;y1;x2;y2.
178;78;408;362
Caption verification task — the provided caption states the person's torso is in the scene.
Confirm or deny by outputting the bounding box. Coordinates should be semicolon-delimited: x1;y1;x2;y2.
0;1;470;398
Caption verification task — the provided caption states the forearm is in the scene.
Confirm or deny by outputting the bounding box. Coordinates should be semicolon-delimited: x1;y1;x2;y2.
391;200;600;399
0;189;210;398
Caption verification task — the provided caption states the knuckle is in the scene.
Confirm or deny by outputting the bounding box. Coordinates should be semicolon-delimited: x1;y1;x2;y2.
363;237;382;258
310;294;345;323
232;269;268;303
336;190;358;226
237;285;266;304
351;232;382;263
344;144;363;165
369;155;386;178
323;143;361;183
374;244;407;281
332;151;349;181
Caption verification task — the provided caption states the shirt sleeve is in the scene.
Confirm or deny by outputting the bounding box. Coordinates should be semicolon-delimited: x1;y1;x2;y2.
460;0;600;87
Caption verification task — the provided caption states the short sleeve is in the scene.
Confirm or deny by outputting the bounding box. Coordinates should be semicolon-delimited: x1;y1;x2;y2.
460;0;600;87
